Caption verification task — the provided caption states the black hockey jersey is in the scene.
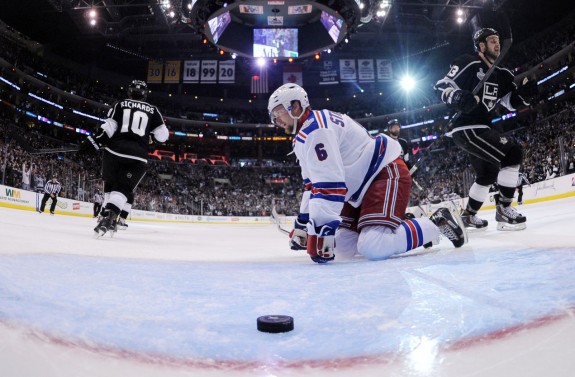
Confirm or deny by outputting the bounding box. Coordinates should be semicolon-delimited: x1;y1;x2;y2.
434;54;528;128
102;99;168;162
397;137;412;169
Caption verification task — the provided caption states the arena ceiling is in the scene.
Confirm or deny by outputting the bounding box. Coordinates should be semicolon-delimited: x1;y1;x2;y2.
1;0;572;72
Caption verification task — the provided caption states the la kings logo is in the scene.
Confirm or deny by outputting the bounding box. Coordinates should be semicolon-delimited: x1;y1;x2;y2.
482;82;498;111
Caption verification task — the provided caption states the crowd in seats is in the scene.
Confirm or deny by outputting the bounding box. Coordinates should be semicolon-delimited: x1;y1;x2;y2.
1;14;575;218
507;10;575;74
2;7;574;129
2;96;574;216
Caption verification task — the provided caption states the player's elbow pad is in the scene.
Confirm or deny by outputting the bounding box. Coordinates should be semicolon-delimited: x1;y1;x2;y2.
152;126;169;143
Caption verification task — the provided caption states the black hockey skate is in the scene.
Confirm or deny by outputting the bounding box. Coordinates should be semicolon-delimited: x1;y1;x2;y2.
461;210;488;230
94;211;116;238
117;217;129;230
495;205;526;231
430;207;468;248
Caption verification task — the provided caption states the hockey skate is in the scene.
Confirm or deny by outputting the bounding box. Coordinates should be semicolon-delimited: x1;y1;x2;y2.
94;212;116;238
495;205;526;231
117;217;129;230
430;207;468;248
461;210;488;231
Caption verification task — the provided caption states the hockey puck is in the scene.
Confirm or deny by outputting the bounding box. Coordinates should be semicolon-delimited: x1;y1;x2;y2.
257;315;294;333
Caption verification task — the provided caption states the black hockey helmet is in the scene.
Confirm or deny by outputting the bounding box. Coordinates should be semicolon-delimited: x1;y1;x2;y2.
128;80;148;101
385;119;401;137
473;28;499;52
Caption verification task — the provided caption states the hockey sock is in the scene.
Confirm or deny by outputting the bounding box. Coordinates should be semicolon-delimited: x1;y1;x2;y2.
498;186;516;207
120;202;132;220
466;183;490;213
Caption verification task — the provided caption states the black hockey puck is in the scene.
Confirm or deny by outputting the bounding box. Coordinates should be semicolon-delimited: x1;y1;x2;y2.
257;315;294;333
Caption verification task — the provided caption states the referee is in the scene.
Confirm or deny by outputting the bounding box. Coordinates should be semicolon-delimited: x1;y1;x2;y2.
38;175;62;215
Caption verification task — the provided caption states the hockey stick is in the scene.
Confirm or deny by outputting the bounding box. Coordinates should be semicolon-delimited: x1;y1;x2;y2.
271;206;290;235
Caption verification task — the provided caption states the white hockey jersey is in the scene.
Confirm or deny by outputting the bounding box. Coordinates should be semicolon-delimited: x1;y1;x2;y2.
294;110;402;228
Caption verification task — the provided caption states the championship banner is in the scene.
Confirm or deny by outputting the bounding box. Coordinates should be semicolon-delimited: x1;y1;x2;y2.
147;61;164;83
218;60;236;84
318;60;339;85
283;64;303;86
376;59;393;82
251;67;268;94
163;60;181;83
183;60;200;83
339;59;357;82
358;59;375;83
200;60;218;83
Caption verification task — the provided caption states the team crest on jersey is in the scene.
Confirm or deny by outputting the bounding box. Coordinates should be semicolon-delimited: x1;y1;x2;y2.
476;68;485;81
500;137;508;144
482;82;499;111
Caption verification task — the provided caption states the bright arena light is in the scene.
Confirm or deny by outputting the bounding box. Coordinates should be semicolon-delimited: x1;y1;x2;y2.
400;75;416;92
256;57;266;67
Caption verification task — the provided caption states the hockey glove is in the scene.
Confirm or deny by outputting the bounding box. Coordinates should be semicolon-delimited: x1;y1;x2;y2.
289;216;308;250
448;89;478;113
307;220;339;264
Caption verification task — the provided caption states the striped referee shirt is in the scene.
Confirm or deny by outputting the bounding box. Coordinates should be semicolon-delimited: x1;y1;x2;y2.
44;180;61;196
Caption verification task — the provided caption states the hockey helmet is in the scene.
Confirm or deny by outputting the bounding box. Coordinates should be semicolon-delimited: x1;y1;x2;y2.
386;119;401;137
387;118;401;128
268;83;310;134
473;28;499;52
128;80;148;101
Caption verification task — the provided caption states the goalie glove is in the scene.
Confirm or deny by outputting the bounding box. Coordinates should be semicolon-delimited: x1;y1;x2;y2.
307;220;339;264
289;216;308;250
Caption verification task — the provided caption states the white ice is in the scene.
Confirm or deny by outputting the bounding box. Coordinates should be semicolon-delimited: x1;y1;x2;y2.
1;197;575;377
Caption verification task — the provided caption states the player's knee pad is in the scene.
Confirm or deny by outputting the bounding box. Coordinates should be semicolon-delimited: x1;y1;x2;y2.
334;228;359;260
501;144;522;167
357;226;403;261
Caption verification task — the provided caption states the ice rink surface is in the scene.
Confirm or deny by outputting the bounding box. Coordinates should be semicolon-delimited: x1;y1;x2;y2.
1;197;575;377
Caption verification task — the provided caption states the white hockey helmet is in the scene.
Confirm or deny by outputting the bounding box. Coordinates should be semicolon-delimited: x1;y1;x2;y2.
268;83;310;134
